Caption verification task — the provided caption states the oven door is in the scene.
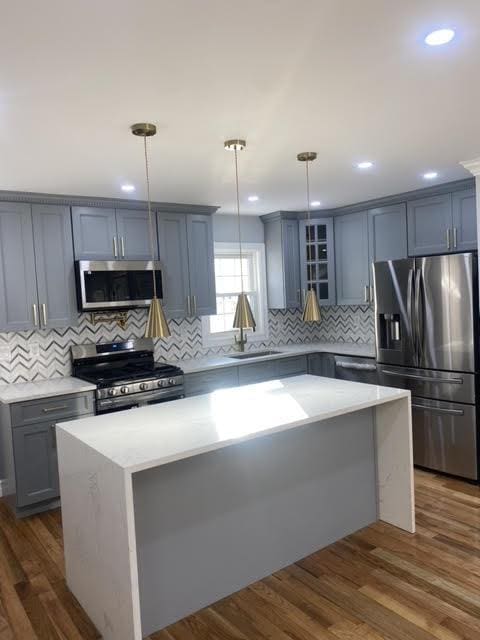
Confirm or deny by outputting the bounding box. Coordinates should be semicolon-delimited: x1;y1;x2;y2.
76;260;163;311
96;387;184;414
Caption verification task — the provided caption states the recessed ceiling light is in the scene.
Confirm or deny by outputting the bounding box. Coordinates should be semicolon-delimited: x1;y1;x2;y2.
423;171;438;180
425;28;455;46
311;201;321;207
356;161;373;170
121;184;136;193
247;195;259;202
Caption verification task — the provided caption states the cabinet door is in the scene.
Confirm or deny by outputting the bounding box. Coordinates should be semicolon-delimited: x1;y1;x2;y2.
368;203;407;262
186;215;216;316
452;189;477;251
184;367;239;397
72;207;117;259
283;220;301;308
334;212;370;305
13;421;59;507
238;361;276;385
32;205;77;329
157;212;190;317
407;194;452;256
299;218;336;306
115;208;158;260
0;203;38;331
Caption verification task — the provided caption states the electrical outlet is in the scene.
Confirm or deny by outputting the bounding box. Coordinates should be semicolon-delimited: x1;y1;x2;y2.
0;345;10;362
30;342;40;357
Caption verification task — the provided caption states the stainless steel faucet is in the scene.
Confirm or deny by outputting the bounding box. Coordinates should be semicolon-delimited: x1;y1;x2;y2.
234;327;247;352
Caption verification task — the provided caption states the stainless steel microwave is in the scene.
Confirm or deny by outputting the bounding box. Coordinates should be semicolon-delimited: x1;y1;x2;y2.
75;260;163;311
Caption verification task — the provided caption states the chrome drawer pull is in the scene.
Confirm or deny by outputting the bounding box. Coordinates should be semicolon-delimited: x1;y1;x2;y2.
411;403;464;416
381;369;463;385
42;404;68;413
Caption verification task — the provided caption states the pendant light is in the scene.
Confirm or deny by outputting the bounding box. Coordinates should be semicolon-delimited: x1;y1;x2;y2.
224;139;256;349
297;151;321;323
131;123;171;338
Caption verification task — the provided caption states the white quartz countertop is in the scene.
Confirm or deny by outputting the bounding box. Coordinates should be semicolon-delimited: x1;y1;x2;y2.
0;377;97;404
58;374;408;474
173;342;376;374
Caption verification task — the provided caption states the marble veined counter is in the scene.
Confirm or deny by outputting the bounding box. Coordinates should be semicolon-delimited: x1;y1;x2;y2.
57;374;413;640
171;341;376;374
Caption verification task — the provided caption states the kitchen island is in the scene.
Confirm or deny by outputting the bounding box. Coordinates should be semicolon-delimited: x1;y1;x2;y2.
57;374;413;640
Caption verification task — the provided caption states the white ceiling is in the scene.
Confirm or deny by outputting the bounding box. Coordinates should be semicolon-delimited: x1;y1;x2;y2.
1;0;479;214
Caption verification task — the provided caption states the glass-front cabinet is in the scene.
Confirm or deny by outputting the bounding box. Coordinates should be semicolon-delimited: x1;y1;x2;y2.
299;218;336;306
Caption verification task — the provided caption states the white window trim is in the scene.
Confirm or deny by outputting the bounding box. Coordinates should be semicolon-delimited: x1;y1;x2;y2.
201;242;269;348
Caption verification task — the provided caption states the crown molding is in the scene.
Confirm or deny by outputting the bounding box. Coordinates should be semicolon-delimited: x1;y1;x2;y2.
461;158;480;177
0;190;219;215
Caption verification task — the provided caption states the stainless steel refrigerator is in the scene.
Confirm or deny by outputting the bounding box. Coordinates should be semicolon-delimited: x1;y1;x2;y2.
373;252;479;480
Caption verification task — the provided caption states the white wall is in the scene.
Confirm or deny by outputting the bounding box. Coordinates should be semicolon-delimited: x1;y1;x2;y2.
213;214;264;243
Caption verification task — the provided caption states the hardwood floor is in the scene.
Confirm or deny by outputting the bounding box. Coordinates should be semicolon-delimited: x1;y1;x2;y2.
1;470;480;639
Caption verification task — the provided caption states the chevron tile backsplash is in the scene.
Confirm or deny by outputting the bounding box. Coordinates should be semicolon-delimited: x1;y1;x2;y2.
0;305;374;384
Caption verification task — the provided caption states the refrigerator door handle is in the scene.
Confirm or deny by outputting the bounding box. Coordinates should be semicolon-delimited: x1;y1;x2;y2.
411;403;464;417
407;268;416;361
381;369;464;384
414;269;424;363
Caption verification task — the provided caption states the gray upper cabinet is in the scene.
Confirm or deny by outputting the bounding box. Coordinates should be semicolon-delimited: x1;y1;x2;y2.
186;215;216;316
72;207;117;259
0;203;38;331
157;212;216;317
32;205;77;329
264;216;301;309
335;212;370;306
115;208;157;260
157;212;190;317
299;218;336;306
452;188;477;252
368;203;407;263
72;206;156;260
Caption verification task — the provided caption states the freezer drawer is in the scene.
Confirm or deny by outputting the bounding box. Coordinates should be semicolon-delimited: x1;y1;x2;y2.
378;365;475;405
412;397;478;480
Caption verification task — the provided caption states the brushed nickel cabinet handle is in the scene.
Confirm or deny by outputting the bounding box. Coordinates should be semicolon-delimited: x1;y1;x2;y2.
187;296;191;316
50;423;57;448
192;295;197;315
42;404;68;413
32;303;38;327
364;285;369;304
446;228;451;251
120;236;125;258
453;227;458;249
41;303;47;327
369;285;374;304
113;236;118;258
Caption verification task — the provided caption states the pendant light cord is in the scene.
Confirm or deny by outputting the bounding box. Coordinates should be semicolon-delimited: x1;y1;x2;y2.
305;159;311;223
234;147;244;294
143;134;157;299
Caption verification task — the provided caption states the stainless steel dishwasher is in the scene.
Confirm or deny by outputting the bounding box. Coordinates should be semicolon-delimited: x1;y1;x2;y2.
334;355;378;385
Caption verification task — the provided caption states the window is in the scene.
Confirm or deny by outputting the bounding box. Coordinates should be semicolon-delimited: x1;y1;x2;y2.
202;243;269;347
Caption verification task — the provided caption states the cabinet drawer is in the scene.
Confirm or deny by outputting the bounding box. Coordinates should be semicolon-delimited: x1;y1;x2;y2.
184;368;239;397
238;361;276;385
11;392;94;427
275;356;308;378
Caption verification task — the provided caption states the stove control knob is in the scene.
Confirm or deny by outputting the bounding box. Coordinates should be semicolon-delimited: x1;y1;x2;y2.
169;378;175;386
108;389;116;397
140;382;148;391
120;386;129;394
157;380;165;388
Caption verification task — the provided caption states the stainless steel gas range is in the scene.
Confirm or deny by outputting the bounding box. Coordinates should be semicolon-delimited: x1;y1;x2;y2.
71;338;184;414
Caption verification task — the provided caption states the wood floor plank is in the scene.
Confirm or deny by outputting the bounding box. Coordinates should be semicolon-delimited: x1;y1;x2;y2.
3;470;480;639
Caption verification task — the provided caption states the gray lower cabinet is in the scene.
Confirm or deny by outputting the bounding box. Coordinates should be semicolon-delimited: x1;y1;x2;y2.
368;204;407;262
307;353;336;378
184;367;239;397
72;207;157;260
1;391;94;516
13;421;59;508
158;212;216;317
407;191;477;256
334;212;370;306
0;203;76;332
264;215;301;309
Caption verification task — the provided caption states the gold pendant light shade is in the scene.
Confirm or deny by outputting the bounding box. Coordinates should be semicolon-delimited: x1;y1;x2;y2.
145;296;171;338
131;122;171;339
233;293;256;330
302;289;322;323
298;150;321;323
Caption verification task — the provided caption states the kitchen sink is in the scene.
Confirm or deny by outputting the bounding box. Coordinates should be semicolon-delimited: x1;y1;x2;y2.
228;350;283;360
